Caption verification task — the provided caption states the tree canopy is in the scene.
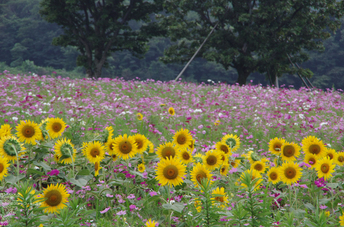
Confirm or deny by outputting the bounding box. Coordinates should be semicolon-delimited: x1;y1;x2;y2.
39;0;164;79
159;0;344;85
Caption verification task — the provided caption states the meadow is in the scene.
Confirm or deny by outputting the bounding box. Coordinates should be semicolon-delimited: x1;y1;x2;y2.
1;72;344;226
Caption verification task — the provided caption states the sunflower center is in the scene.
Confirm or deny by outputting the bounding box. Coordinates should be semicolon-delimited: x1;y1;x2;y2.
161;147;175;159
283;145;295;157
225;138;236;148
52;122;62;132
95;162;99;171
177;135;186;145
45;190;62;207
327;153;334;159
309;158;316;165
182;152;190;160
163;165;179;180
285;167;296;179
136;139;143;149
189;141;194;149
309;144;320;155
220;145;229;154
22;125;35;138
169;109;174;114
230;161;236;167
254;163;263;171
90;148;100;157
321;163;330;173
215;196;224;203
119;141;132;154
338;156;344;163
221;167;226;173
196;171;207;184
270;172;278;180
206;155;217;166
0;163;3;173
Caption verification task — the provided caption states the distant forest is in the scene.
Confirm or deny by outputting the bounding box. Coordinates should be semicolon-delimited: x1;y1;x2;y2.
1;0;344;90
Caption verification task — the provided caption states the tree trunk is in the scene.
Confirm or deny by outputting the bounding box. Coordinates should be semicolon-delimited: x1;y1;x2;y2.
86;68;95;79
236;67;251;86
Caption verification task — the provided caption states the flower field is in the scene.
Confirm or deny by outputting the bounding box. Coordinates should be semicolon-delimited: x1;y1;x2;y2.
1;73;344;226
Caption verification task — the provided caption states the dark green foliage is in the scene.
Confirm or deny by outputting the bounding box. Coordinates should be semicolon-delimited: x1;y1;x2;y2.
39;0;165;79
159;0;344;85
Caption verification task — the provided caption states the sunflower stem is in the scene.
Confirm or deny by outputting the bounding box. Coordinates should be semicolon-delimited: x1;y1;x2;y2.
11;144;20;178
67;148;75;178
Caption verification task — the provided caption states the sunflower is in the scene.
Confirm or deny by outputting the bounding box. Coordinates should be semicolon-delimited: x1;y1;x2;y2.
251;160;267;174
38;183;70;214
334;152;344;166
54;138;76;164
0;156;10;181
155;157;186;187
315;157;336;180
280;142;300;162
203;149;222;171
136;113;143;121
102;126;114;144
244;150;259;164
219;151;229;163
0;136;25;162
240;169;263;190
189;139;195;151
38;118;50;140
173;128;193;150
160;103;166;107
146;219;158;227
16;120;42;145
53;154;60;163
138;163;145;173
267;167;280;184
302;138;326;158
156;142;177;160
83;141;106;163
146;140;155;153
215;141;232;156
304;153;318;168
301;135;319;145
133;134;148;154
194;198;202;212
221;134;240;152
279;162;302;185
177;149;193;165
340;212;344;226
194;153;205;159
111;154;118;162
326;148;337;160
105;137;116;154
168;107;175;116
94;161;102;176
190;163;213;188
0;124;12;139
268;137;286;155
229;159;241;169
46;118;66;139
220;163;229;176
211;187;228;209
113;134;138;160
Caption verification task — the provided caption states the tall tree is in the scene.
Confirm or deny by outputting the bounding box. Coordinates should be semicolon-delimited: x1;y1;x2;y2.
159;0;344;85
39;0;164;79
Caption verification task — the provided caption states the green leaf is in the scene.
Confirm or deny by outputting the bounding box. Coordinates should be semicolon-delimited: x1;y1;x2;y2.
27;168;44;176
162;202;185;213
33;161;51;171
4;174;26;184
326;183;339;188
304;203;315;211
70;177;88;187
77;169;90;175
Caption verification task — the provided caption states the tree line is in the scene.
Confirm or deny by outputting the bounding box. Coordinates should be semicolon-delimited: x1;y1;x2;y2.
1;0;344;89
